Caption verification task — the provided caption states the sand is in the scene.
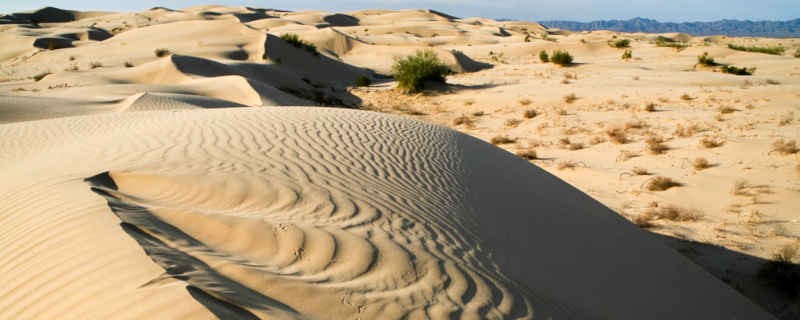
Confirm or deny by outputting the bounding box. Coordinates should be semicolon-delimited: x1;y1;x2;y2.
1;5;796;320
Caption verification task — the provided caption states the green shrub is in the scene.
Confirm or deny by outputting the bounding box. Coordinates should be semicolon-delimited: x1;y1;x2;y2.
609;39;631;48
697;52;715;66
539;50;549;63
550;50;573;66
621;49;632;61
654;37;688;51
794;48;800;58
355;75;372;87
727;43;784;55
281;33;319;56
721;65;755;76
392;49;450;93
524;34;531;42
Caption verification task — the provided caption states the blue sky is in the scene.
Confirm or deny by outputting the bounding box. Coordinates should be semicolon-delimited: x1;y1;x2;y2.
3;0;799;22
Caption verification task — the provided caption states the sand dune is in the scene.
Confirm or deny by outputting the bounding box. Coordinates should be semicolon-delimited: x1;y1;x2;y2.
0;108;772;319
1;4;795;319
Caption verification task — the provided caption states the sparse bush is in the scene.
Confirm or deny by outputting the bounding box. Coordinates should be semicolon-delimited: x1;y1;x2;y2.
697;52;715;66
605;127;628;144
718;106;736;114
523;109;537;119
758;243;800;297
516;149;537;160
609;39;631;48
281;33;318;55
728;43;784;55
392;49;450;93
563;93;578;104
453;115;473;127
355;75;372;87
643;102;656;112
505;119;522;128
645;136;668;154
557;160;579;170
539;50;549;63
154;48;170;57
644;205;702;222
794;48;800;58
124;61;134;68
632;167;649;175
680;93;693;101
700;137;724;148
550;50;573;66
693;157;711;170
519;99;532;106
644;176;681;191
621;49;632;61
490;135;516;145
32;72;50;81
90;61;102;69
721;65;754;76
655;37;688;51
770;139;799;155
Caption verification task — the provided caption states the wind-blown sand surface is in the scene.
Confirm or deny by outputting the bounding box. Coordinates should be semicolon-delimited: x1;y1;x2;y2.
0;5;796;320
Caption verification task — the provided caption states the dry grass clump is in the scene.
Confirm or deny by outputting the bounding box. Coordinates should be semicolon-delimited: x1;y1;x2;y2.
90;61;103;69
505;119;523;128
693;157;711;170
632;167;650;175
453;115;474;127
124;61;134;68
770;139;799;155
516;149;537;160
757;243;800;298
563;93;578;104
616;150;639;162
32;72;51;81
778;112;794;126
557;160;584;170
644;176;682;191
643;102;657;112
523;109;537;119
589;135;606;145
699;137;724;148
657;97;670;103
519;99;531;106
643;204;703;222
155;48;171;57
680;93;693;101
674;123;699;137
645;136;668;154
472;111;484;117
490;135;517;145
718;106;736;114
624;120;647;131
605;127;628;144
731;179;749;196
558;137;583;150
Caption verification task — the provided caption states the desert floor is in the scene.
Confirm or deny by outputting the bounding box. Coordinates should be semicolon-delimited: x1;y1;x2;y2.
1;5;798;319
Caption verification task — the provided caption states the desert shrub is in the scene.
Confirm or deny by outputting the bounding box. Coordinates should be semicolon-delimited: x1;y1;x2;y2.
505;119;522;128
524;34;532;42
721;65;754;76
281;33;318;55
32;72;50;81
697;52;715;66
453;115;473;127
693;157;710;170
645;176;681;191
605;127;628;144
795;48;800;58
563;93;578;104
490;135;516;145
680;93;693;101
539;50;549;63
519;99;532;106
654;37;688;51
550;50;573;66
90;61;102;69
700;137;724;148
124;61;134;68
758;244;800;297
644;205;702;222
645;136;668;154
154;48;170;57
728;43;784;55
355;75;372;87
523;109;537;119
392;49;450;93
718;106;736;114
643;102;656;112
770;139;799;155
621;49;632;61
609;39;630;48
516;149;537;160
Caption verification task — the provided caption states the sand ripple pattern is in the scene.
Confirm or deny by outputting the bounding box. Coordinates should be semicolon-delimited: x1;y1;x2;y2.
0;108;548;319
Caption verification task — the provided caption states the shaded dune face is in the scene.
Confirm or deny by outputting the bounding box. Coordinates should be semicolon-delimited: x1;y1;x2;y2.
77;109;554;319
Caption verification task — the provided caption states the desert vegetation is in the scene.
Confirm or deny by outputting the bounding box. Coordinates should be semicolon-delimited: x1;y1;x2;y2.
281;33;319;55
392;50;450;93
727;43;785;55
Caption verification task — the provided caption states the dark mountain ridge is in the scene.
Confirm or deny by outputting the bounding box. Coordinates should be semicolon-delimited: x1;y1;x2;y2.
538;17;800;38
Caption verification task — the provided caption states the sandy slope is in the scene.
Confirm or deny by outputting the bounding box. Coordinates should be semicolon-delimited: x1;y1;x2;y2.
0;5;796;320
0;108;772;319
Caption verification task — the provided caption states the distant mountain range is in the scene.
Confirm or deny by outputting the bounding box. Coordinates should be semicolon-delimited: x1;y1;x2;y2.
537;17;800;38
